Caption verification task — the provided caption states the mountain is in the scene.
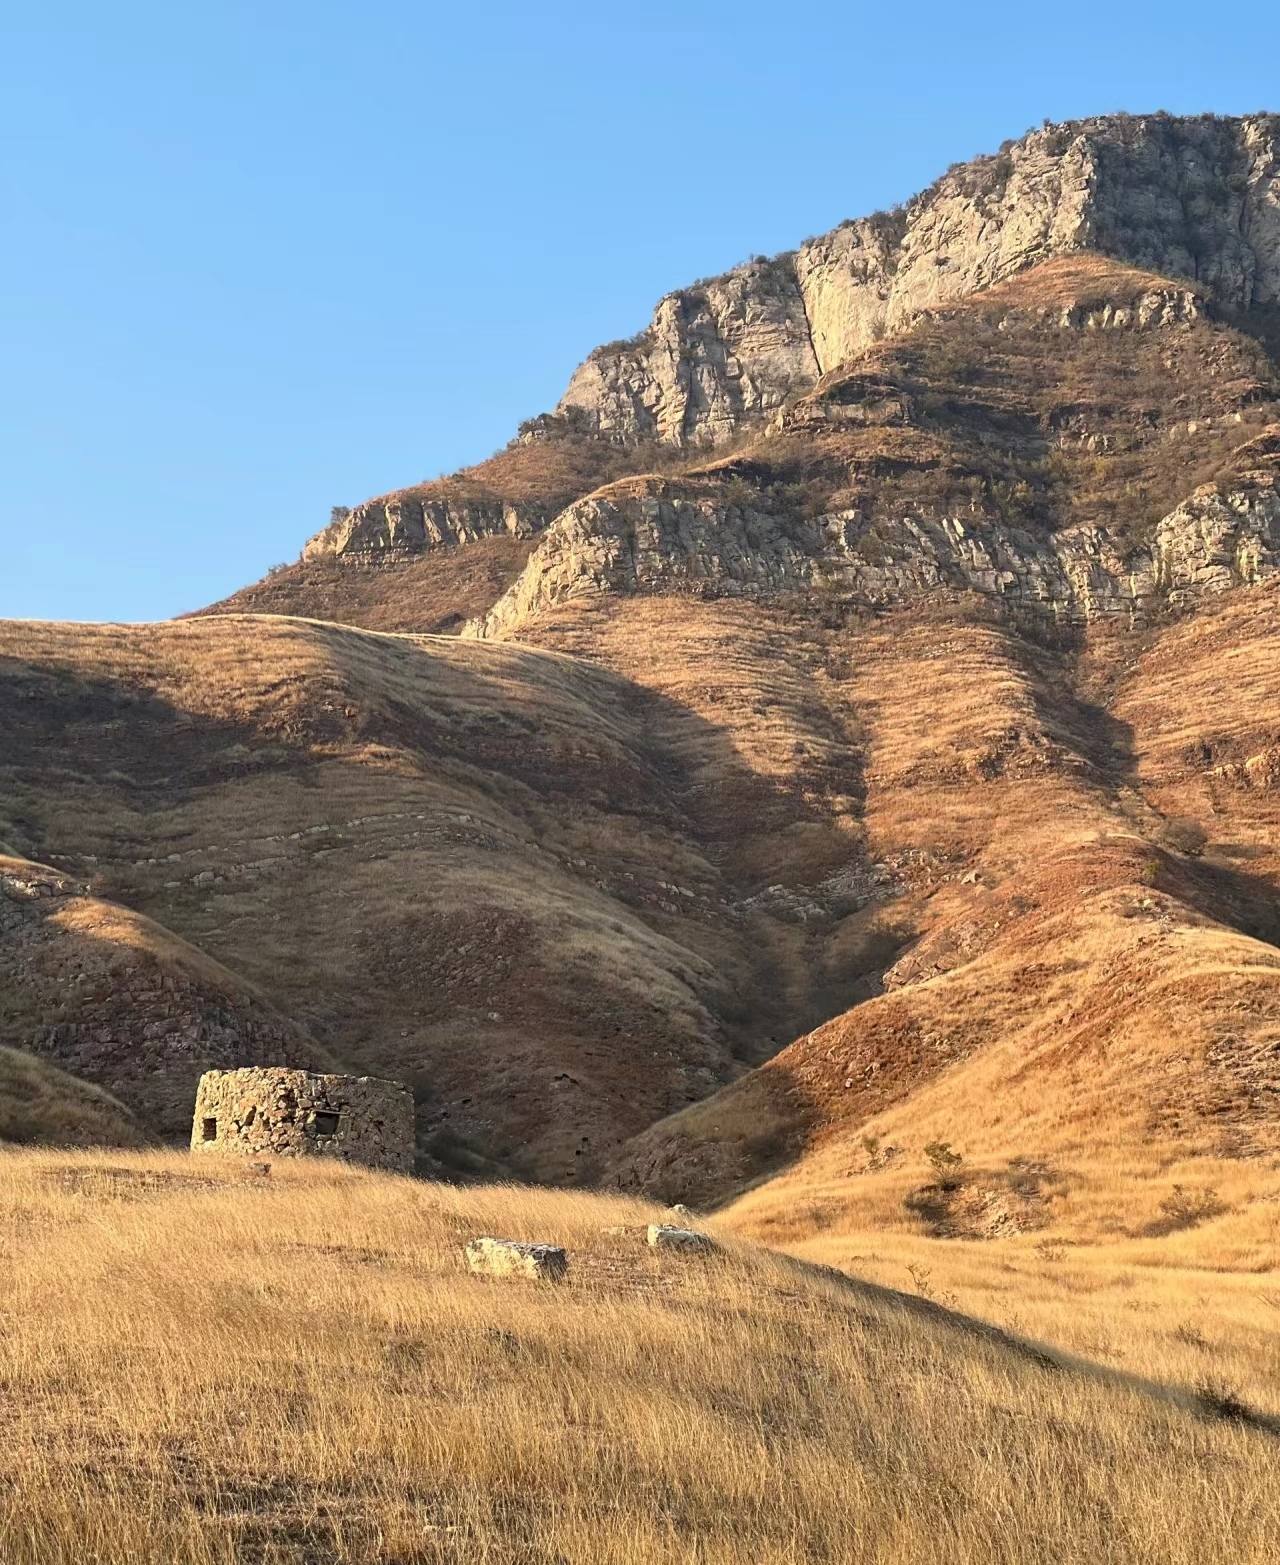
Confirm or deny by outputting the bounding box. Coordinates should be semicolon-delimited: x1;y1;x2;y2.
209;108;1280;631
6;111;1280;1257
555;112;1280;447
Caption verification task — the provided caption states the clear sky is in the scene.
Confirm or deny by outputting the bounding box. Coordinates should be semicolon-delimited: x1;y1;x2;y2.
3;1;1277;621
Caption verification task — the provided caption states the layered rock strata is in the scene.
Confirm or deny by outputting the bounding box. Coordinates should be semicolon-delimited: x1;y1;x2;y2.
558;113;1280;447
469;474;1280;637
303;493;546;562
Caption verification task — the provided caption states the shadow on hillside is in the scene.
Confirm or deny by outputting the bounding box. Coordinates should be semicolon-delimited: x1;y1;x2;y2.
0;623;877;1155
777;1250;1280;1436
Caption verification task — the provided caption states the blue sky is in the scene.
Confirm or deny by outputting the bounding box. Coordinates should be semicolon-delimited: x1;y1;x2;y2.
3;1;1277;621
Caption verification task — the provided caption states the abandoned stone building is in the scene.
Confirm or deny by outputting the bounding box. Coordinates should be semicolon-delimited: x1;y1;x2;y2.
191;1067;415;1173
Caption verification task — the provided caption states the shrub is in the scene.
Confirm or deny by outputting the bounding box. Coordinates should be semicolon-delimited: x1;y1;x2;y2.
1159;818;1208;856
1194;1377;1255;1423
906;1263;934;1298
924;1141;964;1187
1158;1185;1227;1231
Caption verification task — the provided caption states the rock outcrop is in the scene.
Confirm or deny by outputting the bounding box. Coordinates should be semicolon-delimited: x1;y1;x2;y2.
464;1237;570;1281
557;256;821;449
303;492;546;562
646;1223;715;1252
469;473;1280;637
558;113;1280;447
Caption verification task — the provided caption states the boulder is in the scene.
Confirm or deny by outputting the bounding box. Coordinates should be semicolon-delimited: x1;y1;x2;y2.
647;1224;715;1253
464;1237;569;1282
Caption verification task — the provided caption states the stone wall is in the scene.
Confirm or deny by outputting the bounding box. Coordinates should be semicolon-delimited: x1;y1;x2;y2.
191;1067;415;1173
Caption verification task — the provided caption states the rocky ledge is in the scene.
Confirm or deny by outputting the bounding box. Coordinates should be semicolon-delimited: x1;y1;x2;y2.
303;492;547;563
557;113;1280;448
467;464;1280;638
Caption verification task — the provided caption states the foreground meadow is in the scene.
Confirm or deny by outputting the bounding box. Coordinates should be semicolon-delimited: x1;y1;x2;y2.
0;1148;1277;1564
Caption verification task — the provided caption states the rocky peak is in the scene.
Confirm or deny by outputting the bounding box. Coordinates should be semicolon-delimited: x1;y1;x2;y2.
557;112;1280;448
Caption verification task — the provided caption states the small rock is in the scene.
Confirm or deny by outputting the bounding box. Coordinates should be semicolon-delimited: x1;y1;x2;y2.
647;1224;715;1253
465;1237;569;1282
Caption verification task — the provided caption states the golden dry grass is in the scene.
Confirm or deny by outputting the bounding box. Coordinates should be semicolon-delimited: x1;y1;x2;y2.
2;1147;1278;1564
0;1048;145;1148
0;606;894;1168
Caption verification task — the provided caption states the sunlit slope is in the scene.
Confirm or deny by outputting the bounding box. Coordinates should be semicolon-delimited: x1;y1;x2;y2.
0;1046;146;1148
0;851;319;1140
1;1148;1276;1565
604;587;1280;1228
0;613;894;1171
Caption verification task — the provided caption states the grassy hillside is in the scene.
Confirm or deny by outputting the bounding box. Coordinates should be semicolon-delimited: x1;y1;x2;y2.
0;615;876;1171
0;851;323;1141
6;254;1280;1213
0;1047;146;1147
603;582;1280;1210
1;1148;1277;1564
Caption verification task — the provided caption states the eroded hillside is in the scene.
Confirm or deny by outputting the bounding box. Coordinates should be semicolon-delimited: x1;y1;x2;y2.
7;114;1280;1249
0;615;892;1175
605;582;1280;1236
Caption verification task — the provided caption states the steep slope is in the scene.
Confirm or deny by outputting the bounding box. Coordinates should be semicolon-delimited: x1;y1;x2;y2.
202;423;668;631
603;579;1280;1239
0;1046;146;1148
0;615;892;1171
212;112;1280;635
560;112;1280;447
1;853;321;1139
473;257;1280;639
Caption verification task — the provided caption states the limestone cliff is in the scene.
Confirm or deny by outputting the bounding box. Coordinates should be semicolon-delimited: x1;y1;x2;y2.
558;113;1280;447
467;469;1280;638
303;492;545;562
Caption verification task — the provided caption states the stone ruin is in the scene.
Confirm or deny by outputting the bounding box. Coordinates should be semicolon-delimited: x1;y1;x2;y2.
191;1067;414;1173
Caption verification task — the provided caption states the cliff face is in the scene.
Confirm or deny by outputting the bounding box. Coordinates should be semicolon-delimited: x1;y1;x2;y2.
302;492;545;562
558;113;1280;447
469;250;1280;638
286;112;1280;575
467;472;1280;639
556;257;821;449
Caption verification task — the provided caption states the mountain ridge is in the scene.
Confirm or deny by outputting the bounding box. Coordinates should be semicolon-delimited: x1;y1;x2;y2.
211;110;1280;619
12;113;1280;1245
556;111;1280;449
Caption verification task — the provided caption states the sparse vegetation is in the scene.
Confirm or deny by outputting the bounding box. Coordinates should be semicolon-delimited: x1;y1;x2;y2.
1156;1185;1229;1233
924;1140;964;1185
2;1148;1279;1565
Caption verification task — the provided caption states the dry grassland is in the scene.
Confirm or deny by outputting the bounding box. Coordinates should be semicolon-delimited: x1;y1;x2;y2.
1;1147;1278;1565
0;607;885;1170
0;1048;143;1149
